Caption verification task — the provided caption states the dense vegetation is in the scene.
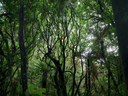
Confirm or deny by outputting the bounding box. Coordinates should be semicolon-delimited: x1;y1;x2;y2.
0;0;127;96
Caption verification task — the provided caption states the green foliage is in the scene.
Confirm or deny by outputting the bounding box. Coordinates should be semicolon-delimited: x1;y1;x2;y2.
0;0;127;95
17;83;23;95
28;83;46;96
17;83;46;96
118;83;126;96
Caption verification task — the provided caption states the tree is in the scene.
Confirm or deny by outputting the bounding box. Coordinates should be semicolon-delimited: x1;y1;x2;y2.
19;0;29;96
111;0;128;95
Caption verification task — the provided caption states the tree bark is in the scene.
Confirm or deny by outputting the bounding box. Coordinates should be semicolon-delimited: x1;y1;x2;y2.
71;54;76;96
47;54;67;96
111;0;128;95
108;62;110;96
86;59;91;96
19;0;29;96
42;71;47;89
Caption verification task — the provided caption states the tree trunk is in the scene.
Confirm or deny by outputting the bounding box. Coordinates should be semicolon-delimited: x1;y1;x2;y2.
108;62;110;96
111;1;128;95
42;71;47;95
19;0;29;96
87;59;91;96
47;54;67;96
42;72;47;88
71;54;76;96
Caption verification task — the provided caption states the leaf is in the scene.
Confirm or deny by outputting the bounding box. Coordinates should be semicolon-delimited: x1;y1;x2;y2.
28;83;46;96
28;83;35;94
36;88;46;94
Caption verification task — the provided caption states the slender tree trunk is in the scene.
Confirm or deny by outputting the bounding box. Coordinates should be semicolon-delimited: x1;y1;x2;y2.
42;72;47;88
19;0;29;96
86;59;91;96
101;40;111;95
108;62;110;96
42;71;47;95
71;54;76;96
88;59;91;96
84;58;88;95
111;1;128;95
